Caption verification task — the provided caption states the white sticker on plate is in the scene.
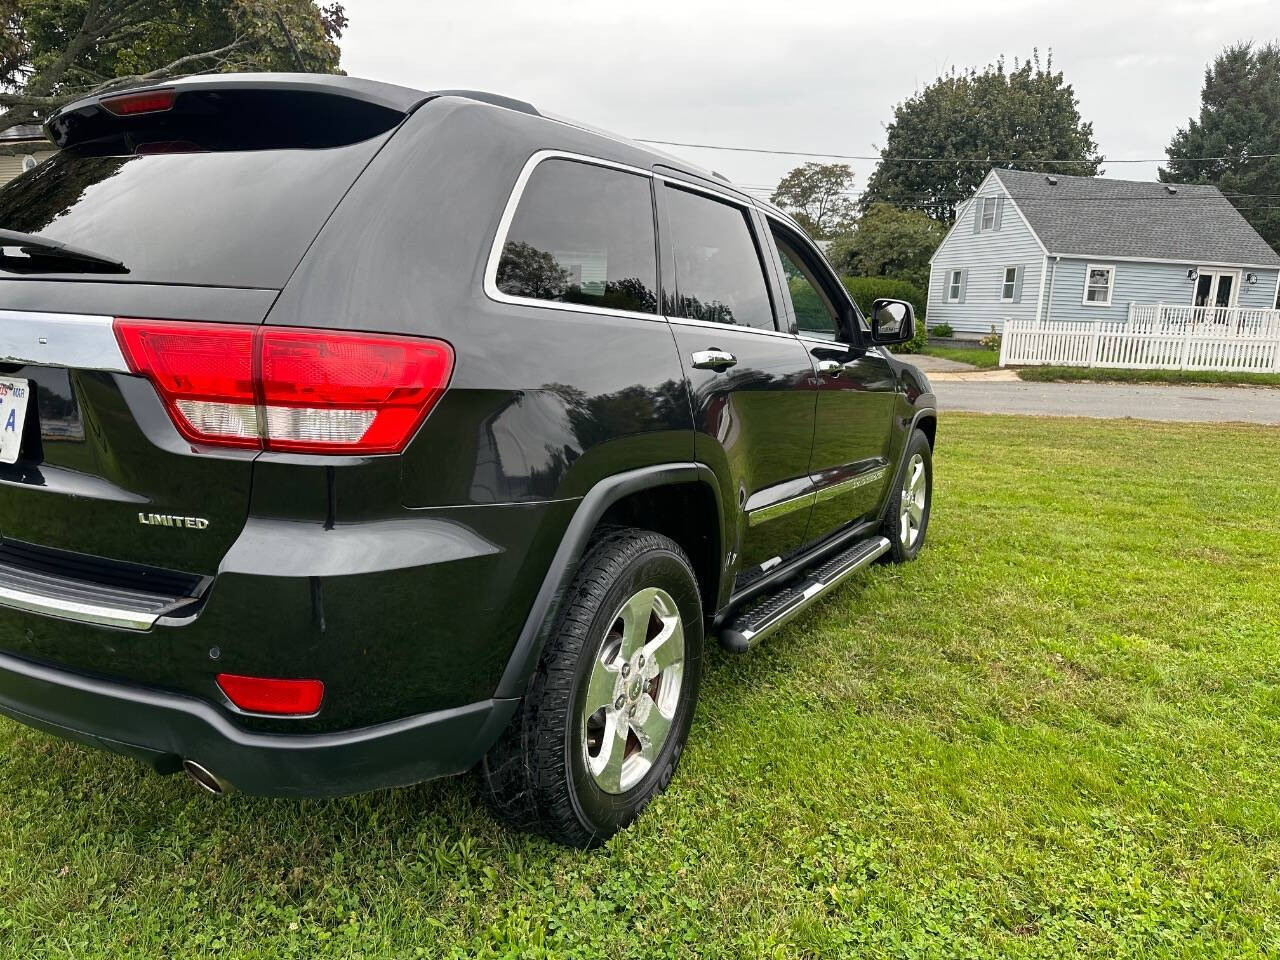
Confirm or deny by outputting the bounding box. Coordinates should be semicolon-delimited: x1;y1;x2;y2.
0;378;30;465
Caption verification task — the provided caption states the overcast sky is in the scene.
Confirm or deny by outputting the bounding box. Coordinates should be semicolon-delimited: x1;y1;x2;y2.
340;0;1274;200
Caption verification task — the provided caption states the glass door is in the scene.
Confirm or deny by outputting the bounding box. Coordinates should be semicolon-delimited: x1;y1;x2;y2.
1193;269;1238;325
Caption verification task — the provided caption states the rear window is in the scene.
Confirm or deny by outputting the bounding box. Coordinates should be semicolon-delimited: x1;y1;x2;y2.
494;158;658;315
0;136;388;288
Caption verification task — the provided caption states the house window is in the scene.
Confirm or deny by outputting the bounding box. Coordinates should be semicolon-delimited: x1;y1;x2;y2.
947;269;963;302
1083;264;1115;306
1001;266;1018;302
980;197;997;231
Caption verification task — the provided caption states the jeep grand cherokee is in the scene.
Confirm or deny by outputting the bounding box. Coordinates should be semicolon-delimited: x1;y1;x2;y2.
0;74;935;847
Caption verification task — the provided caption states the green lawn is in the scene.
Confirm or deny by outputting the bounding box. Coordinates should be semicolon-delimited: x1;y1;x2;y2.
3;415;1280;958
1015;366;1280;387
920;345;1002;368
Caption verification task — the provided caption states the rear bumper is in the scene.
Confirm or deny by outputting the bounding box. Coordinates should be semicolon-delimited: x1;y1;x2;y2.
0;648;518;796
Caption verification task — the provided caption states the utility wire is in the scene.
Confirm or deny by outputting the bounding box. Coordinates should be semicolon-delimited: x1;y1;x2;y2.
637;138;1280;165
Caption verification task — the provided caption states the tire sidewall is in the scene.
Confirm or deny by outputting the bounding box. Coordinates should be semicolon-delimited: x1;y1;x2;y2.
564;547;703;838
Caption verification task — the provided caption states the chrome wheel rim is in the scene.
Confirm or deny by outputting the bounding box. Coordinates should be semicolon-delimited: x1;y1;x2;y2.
580;587;685;794
899;453;926;548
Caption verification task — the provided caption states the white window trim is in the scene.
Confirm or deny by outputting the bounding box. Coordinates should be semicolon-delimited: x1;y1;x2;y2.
947;269;963;303
1082;263;1115;307
1000;266;1018;303
979;197;997;232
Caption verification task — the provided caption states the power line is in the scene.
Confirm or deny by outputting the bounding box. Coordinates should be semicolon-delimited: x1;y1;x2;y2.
737;183;1280;204
637;138;1280;165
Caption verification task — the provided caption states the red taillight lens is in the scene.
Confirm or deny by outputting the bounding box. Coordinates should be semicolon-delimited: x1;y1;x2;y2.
102;88;175;116
259;329;454;454
114;319;454;454
216;674;324;716
114;320;258;447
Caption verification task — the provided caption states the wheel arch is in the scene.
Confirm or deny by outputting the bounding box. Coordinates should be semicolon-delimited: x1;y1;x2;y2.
494;463;725;700
915;411;937;449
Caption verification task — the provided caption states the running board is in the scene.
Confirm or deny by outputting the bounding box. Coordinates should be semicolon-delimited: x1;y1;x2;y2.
719;536;891;652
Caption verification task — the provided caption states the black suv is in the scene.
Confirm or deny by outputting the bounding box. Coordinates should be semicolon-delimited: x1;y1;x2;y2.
0;74;935;846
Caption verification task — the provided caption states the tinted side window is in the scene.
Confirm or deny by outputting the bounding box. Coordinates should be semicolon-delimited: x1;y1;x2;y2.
664;186;774;330
774;234;839;340
495;158;657;314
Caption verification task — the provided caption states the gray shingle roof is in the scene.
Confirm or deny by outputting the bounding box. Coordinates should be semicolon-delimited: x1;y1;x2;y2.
993;168;1280;267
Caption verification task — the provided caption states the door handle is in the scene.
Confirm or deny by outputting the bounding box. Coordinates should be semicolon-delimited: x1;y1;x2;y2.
690;348;738;371
815;359;843;376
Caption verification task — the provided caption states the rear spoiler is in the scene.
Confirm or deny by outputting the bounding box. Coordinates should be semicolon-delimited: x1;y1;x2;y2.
45;74;540;153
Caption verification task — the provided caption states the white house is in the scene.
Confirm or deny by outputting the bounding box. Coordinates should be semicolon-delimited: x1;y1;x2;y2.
0;125;54;187
927;168;1280;339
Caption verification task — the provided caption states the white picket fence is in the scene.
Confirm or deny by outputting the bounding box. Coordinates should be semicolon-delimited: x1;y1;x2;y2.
999;304;1280;372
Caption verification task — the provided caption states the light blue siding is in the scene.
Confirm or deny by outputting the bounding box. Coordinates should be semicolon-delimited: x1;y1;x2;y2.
927;172;1045;336
1043;259;1280;323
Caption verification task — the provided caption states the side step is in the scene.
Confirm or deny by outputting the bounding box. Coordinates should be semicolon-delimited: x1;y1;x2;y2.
719;536;891;652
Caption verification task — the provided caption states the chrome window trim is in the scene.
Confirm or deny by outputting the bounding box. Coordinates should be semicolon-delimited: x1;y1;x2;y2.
666;314;797;341
0;582;158;631
796;334;841;347
482;150;664;323
655;173;753;205
0;310;128;373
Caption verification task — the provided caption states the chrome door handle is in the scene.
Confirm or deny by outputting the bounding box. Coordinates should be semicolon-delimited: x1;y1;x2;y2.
690;348;737;371
815;359;843;376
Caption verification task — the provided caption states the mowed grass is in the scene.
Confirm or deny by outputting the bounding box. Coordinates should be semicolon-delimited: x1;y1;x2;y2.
3;414;1280;958
920;345;1002;368
1015;366;1280;387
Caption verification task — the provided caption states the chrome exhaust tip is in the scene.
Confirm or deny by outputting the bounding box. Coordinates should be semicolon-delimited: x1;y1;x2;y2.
182;759;231;795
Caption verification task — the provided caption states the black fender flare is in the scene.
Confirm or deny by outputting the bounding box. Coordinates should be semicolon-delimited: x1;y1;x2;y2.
495;462;724;700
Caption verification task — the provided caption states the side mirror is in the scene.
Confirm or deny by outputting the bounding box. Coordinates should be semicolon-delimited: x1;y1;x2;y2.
869;298;915;345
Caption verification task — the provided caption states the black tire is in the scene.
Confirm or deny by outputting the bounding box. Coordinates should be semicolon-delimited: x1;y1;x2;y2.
882;429;933;563
478;528;703;848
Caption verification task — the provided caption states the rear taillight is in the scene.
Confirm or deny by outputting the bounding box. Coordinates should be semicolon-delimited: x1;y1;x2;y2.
114;319;454;454
216;674;324;716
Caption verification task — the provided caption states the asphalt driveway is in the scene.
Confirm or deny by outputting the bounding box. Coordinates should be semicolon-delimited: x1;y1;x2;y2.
934;379;1280;425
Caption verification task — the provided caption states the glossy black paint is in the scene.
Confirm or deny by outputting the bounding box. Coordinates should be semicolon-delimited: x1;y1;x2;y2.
0;80;936;790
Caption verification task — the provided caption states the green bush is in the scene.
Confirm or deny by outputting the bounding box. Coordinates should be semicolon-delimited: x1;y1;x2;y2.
841;276;928;352
929;322;954;338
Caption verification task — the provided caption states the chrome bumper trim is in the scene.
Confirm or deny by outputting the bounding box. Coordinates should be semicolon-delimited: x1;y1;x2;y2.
0;582;158;631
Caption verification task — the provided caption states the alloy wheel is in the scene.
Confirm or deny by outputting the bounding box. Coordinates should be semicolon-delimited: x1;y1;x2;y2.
899;453;926;548
580;587;685;794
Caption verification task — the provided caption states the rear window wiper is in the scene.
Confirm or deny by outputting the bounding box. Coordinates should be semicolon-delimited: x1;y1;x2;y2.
0;229;128;273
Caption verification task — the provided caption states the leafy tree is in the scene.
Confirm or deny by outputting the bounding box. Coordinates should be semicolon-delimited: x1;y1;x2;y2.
770;162;857;240
1160;41;1280;254
0;0;347;146
863;51;1101;223
0;1;25;91
827;203;945;290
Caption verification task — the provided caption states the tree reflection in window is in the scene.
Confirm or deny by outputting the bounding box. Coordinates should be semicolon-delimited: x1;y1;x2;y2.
497;241;657;313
